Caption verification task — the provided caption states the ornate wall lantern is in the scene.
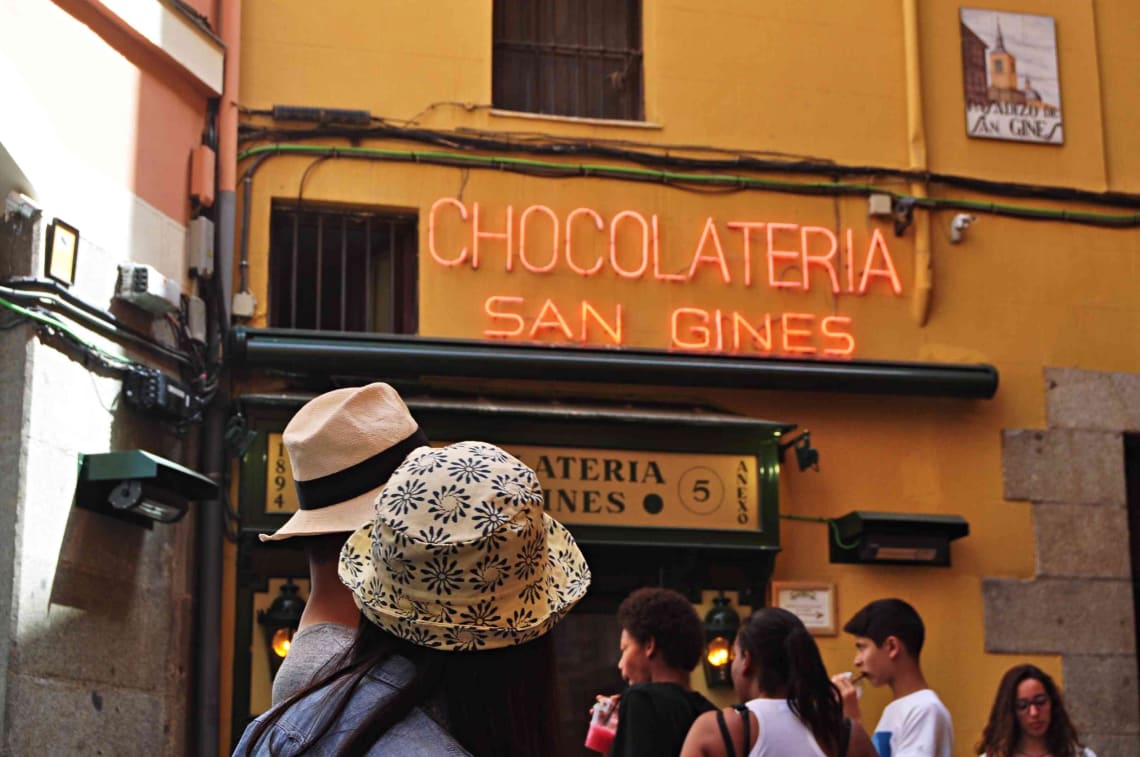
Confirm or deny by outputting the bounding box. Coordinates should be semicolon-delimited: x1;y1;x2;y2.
702;594;740;689
257;580;305;678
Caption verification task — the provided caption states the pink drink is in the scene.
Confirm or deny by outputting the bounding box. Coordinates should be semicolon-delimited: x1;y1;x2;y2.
584;721;616;753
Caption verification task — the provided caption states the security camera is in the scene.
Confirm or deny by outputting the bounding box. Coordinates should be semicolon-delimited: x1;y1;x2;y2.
891;196;917;237
74;450;219;526
949;213;977;244
3;191;41;222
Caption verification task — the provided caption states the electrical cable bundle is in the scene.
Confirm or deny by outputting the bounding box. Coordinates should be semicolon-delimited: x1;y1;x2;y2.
0;277;223;435
236;113;1140;213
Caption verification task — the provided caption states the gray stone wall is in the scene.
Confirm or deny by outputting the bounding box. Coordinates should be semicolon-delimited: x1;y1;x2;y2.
0;216;195;755
0;215;37;754
992;367;1140;754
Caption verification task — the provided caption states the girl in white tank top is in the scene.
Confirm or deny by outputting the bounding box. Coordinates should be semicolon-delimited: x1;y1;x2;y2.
679;608;874;757
742;698;827;757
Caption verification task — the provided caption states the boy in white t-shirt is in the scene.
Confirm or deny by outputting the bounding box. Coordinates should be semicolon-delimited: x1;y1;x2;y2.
831;598;953;757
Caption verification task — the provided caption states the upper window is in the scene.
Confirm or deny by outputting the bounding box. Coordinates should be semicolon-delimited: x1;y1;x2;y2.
268;204;417;334
493;0;644;121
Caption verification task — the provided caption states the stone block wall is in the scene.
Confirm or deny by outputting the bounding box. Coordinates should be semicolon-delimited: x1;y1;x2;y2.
0;214;196;755
0;217;36;752
991;367;1140;754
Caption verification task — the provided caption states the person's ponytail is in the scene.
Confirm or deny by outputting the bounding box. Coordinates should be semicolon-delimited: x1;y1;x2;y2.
783;622;844;757
737;608;846;757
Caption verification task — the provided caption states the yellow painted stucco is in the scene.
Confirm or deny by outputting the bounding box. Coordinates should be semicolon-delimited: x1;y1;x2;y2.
230;1;1140;752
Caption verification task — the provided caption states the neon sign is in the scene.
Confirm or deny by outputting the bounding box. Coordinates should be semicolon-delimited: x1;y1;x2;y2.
429;199;904;358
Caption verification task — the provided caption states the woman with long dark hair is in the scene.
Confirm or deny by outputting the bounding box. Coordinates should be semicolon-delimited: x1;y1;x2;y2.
234;441;592;756
976;664;1095;757
680;608;874;757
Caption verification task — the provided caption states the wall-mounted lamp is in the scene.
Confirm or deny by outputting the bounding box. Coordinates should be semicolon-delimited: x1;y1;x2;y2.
258;580;306;678
828;511;969;567
778;431;820;472
75;450;218;527
702;594;740;689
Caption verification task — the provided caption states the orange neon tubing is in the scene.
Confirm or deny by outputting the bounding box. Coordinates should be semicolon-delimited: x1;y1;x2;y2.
518;205;559;274
428;197;469;267
610;210;650;279
565;207;605;276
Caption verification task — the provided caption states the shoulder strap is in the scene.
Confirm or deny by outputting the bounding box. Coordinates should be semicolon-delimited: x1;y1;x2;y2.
734;704;751;753
714;709;737;757
839;717;851;757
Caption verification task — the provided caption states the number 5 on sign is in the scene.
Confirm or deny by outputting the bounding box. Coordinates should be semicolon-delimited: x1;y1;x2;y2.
264;433;300;513
677;467;724;516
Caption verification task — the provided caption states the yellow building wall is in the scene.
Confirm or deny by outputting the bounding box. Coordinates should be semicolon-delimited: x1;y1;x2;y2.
1092;0;1140;192
233;1;1140;753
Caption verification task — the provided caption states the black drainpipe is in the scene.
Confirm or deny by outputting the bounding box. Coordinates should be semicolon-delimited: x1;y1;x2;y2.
195;244;230;753
195;1;239;751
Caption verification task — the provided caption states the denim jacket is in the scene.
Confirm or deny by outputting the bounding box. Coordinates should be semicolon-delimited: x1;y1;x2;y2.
233;655;471;756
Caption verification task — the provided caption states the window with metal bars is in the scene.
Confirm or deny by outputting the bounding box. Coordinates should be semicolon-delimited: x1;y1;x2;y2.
268;204;417;334
493;0;643;121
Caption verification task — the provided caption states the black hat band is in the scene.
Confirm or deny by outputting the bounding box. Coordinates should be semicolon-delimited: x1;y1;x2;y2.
295;428;429;511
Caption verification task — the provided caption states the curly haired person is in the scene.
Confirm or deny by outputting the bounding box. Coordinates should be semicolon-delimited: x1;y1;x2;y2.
601;587;716;757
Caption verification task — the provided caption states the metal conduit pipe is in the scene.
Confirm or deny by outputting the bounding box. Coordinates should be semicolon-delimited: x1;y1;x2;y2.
4;276;169;338
230;328;999;399
238;152;273;294
903;0;933;326
0;281;193;367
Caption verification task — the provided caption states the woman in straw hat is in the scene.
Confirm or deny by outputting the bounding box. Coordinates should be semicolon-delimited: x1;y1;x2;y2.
264;382;430;706
235;440;591;756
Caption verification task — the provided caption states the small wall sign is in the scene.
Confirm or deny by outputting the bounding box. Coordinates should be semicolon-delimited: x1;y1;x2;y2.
771;580;836;636
960;9;1063;145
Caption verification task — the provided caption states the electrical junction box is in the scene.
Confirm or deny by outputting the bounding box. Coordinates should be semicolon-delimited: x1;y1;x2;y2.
123;366;196;420
868;193;894;217
189;216;214;278
232;290;257;319
190;145;216;208
116;263;181;315
187;295;207;344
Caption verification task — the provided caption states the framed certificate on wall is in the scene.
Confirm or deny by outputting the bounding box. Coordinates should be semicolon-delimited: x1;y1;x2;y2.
771;581;836;636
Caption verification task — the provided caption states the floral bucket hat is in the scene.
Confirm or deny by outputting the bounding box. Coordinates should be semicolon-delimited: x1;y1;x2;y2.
339;441;591;651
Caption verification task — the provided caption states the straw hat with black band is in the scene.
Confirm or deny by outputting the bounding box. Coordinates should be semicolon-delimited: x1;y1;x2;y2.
261;383;429;542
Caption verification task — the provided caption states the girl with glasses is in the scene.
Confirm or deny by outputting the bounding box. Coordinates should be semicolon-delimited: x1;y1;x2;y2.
976;664;1095;757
